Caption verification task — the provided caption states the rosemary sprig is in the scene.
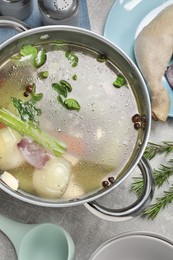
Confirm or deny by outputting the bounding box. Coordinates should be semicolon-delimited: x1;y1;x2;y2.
144;141;173;160
154;164;173;187
142;186;173;220
131;141;173;219
131;163;173;196
131;177;144;197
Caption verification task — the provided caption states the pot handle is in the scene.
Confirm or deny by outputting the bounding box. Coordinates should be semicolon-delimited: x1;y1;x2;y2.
84;156;154;221
0;16;30;32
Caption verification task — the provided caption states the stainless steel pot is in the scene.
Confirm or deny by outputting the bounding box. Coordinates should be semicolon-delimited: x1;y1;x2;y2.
0;17;154;221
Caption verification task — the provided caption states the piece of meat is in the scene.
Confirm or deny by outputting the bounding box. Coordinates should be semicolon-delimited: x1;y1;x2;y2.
165;64;173;89
17;138;50;168
134;5;173;121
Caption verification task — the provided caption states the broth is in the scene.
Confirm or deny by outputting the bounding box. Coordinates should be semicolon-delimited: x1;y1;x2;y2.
0;42;139;200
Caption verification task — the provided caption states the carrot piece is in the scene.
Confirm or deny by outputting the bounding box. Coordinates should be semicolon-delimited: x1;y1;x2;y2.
0;122;5;129
55;132;85;155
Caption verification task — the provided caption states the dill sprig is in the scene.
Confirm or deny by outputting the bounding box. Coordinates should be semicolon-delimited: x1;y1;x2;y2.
142;186;173;220
144;141;173;160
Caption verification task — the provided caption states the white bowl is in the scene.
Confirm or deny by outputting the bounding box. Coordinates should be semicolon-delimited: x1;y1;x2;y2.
89;232;173;260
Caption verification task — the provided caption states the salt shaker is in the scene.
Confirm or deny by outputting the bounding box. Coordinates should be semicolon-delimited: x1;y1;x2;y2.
38;0;79;26
0;0;33;20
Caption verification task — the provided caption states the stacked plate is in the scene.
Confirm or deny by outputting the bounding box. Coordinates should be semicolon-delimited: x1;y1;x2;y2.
89;232;173;260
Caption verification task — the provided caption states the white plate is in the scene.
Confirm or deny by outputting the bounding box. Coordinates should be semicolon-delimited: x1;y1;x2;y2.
104;0;173;117
89;232;173;260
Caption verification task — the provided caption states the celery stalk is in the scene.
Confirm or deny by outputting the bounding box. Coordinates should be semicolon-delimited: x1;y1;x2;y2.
0;108;66;156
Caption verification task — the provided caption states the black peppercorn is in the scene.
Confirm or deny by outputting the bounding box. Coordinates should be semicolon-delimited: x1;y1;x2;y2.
134;122;141;130
108;177;115;184
141;114;146;122
102;181;109;188
132;114;141;123
141;122;146;130
26;84;33;93
23;91;29;97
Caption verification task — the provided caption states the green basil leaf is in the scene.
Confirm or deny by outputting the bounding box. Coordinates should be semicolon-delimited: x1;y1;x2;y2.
65;49;78;67
60;80;72;92
64;98;80;111
52;83;68;98
72;74;77;80
65;49;71;58
70;56;78;67
113;74;126;88
35;49;46;68
20;45;37;58
31;93;44;102
38;71;49;79
31;83;36;94
57;95;64;106
20;45;46;68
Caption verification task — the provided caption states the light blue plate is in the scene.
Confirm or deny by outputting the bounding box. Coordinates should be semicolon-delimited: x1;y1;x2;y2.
104;0;173;117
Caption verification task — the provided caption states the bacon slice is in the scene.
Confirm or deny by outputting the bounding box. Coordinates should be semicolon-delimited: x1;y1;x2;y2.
17;138;49;168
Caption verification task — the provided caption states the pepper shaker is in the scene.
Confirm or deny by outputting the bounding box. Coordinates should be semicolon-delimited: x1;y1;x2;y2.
0;0;33;20
38;0;79;26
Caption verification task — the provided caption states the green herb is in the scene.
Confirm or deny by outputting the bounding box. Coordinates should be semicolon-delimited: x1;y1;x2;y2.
96;54;107;62
57;95;65;106
34;49;46;68
31;93;43;103
52;80;72;98
131;177;144;197
38;71;49;79
152;164;173;187
113;74;126;88
20;45;46;68
65;49;78;67
131;163;173;196
53;79;80;111
131;141;173;219
11;97;41;123
31;83;43;102
143;186;173;220
11;83;43;123
72;74;77;80
52;83;68;98
60;80;72;92
64;98;80;111
0;108;66;157
144;141;173;160
20;45;37;58
57;96;80;111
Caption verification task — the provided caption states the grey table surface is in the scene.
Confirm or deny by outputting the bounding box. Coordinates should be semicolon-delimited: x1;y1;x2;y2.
1;0;173;259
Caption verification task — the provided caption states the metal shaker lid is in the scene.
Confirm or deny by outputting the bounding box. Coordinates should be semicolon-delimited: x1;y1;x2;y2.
38;0;79;20
0;0;31;6
0;0;33;20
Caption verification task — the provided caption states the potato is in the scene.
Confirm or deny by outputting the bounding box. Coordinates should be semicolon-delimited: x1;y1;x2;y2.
32;157;71;199
0;127;25;170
